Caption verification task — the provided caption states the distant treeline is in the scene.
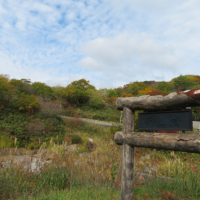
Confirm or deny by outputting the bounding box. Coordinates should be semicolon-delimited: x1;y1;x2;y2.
1;74;200;112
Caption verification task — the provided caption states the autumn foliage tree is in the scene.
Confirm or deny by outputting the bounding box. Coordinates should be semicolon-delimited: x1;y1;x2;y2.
125;82;146;95
121;92;134;97
138;87;153;95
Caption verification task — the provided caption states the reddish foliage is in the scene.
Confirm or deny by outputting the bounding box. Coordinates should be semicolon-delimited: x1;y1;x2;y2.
147;90;164;96
155;130;179;134
159;190;178;200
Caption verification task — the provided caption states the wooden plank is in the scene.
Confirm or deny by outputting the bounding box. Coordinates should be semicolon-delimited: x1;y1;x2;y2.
121;107;135;200
114;131;200;153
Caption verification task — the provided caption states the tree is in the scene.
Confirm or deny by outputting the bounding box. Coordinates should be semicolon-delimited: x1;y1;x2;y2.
10;78;34;95
121;92;134;97
173;75;192;91
63;79;96;106
64;85;90;106
138;87;153;95
125;82;146;95
107;89;119;98
32;82;55;101
69;78;96;90
157;81;169;92
0;74;14;105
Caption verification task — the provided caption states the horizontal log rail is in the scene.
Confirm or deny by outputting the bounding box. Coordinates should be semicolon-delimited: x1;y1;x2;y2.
114;131;200;153
116;89;200;111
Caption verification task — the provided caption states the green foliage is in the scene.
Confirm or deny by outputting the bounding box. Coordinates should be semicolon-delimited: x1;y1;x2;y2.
173;75;193;91
51;85;65;101
28;142;35;150
110;124;122;136
69;78;96;90
134;110;143;132
10;78;33;95
192;85;200;89
107;89;118;98
12;93;40;112
125;82;146;95
0;74;14;105
63;79;96;106
89;96;104;109
111;160;118;184
157;81;169;92
16;141;26;148
0;109;30;141
0;134;14;148
0;107;66;144
71;134;83;144
87;88;109;108
32;82;55;101
64;85;90;106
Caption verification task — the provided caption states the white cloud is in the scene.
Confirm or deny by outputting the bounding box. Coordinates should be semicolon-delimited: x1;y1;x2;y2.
0;0;200;90
78;33;181;73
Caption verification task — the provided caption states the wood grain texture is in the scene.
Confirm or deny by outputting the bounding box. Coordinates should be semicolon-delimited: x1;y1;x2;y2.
121;107;135;200
114;131;200;153
116;89;200;111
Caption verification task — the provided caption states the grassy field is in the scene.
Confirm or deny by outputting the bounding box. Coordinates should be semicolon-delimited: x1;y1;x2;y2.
1;106;200;199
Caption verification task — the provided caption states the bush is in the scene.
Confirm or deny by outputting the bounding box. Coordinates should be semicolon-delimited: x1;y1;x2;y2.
110;124;122;136
71;135;83;144
89;96;104;110
28;143;34;150
38;100;65;118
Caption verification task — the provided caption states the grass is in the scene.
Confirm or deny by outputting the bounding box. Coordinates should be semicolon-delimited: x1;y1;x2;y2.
64;105;122;123
1;105;200;199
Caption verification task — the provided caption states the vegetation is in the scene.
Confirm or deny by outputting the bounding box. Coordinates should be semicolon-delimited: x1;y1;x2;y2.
1;73;200;199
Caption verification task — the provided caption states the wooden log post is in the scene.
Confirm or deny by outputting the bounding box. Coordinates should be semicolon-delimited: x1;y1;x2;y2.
121;107;135;200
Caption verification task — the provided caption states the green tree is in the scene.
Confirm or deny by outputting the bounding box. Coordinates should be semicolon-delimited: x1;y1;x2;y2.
0;74;14;105
157;81;169;92
10;78;34;95
32;82;55;101
107;89;118;98
69;78;96;90
63;79;95;106
173;75;192;91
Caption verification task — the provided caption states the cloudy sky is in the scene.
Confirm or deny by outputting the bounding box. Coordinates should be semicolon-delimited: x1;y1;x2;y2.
0;0;200;89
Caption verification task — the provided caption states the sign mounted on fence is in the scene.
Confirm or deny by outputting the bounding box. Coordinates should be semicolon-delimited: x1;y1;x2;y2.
138;110;193;131
114;89;200;200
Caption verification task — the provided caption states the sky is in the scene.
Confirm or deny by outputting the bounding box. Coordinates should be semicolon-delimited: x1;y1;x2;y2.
0;0;200;90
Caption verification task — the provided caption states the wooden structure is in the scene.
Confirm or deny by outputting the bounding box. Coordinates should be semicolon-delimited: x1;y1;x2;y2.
114;89;200;200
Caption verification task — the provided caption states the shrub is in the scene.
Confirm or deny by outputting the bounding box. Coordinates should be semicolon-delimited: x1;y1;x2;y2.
39;100;65;118
71;135;83;144
89;96;104;110
110;124;123;136
28;143;34;150
26;122;45;135
12;93;40;112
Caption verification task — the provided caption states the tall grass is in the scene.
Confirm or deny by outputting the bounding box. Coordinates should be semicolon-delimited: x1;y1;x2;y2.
1;103;200;199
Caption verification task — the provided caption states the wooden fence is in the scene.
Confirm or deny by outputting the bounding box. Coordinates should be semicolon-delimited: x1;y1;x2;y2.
114;89;200;200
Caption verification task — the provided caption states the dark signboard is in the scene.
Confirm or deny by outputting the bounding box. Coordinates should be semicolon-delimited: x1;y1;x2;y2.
138;110;193;131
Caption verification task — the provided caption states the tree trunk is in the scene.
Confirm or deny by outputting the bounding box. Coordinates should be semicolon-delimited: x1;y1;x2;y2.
114;131;200;153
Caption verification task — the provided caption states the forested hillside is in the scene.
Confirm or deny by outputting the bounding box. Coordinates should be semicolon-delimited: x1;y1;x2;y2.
1;74;200;148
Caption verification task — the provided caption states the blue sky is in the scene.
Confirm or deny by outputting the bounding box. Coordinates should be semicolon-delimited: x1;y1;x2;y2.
1;0;200;89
